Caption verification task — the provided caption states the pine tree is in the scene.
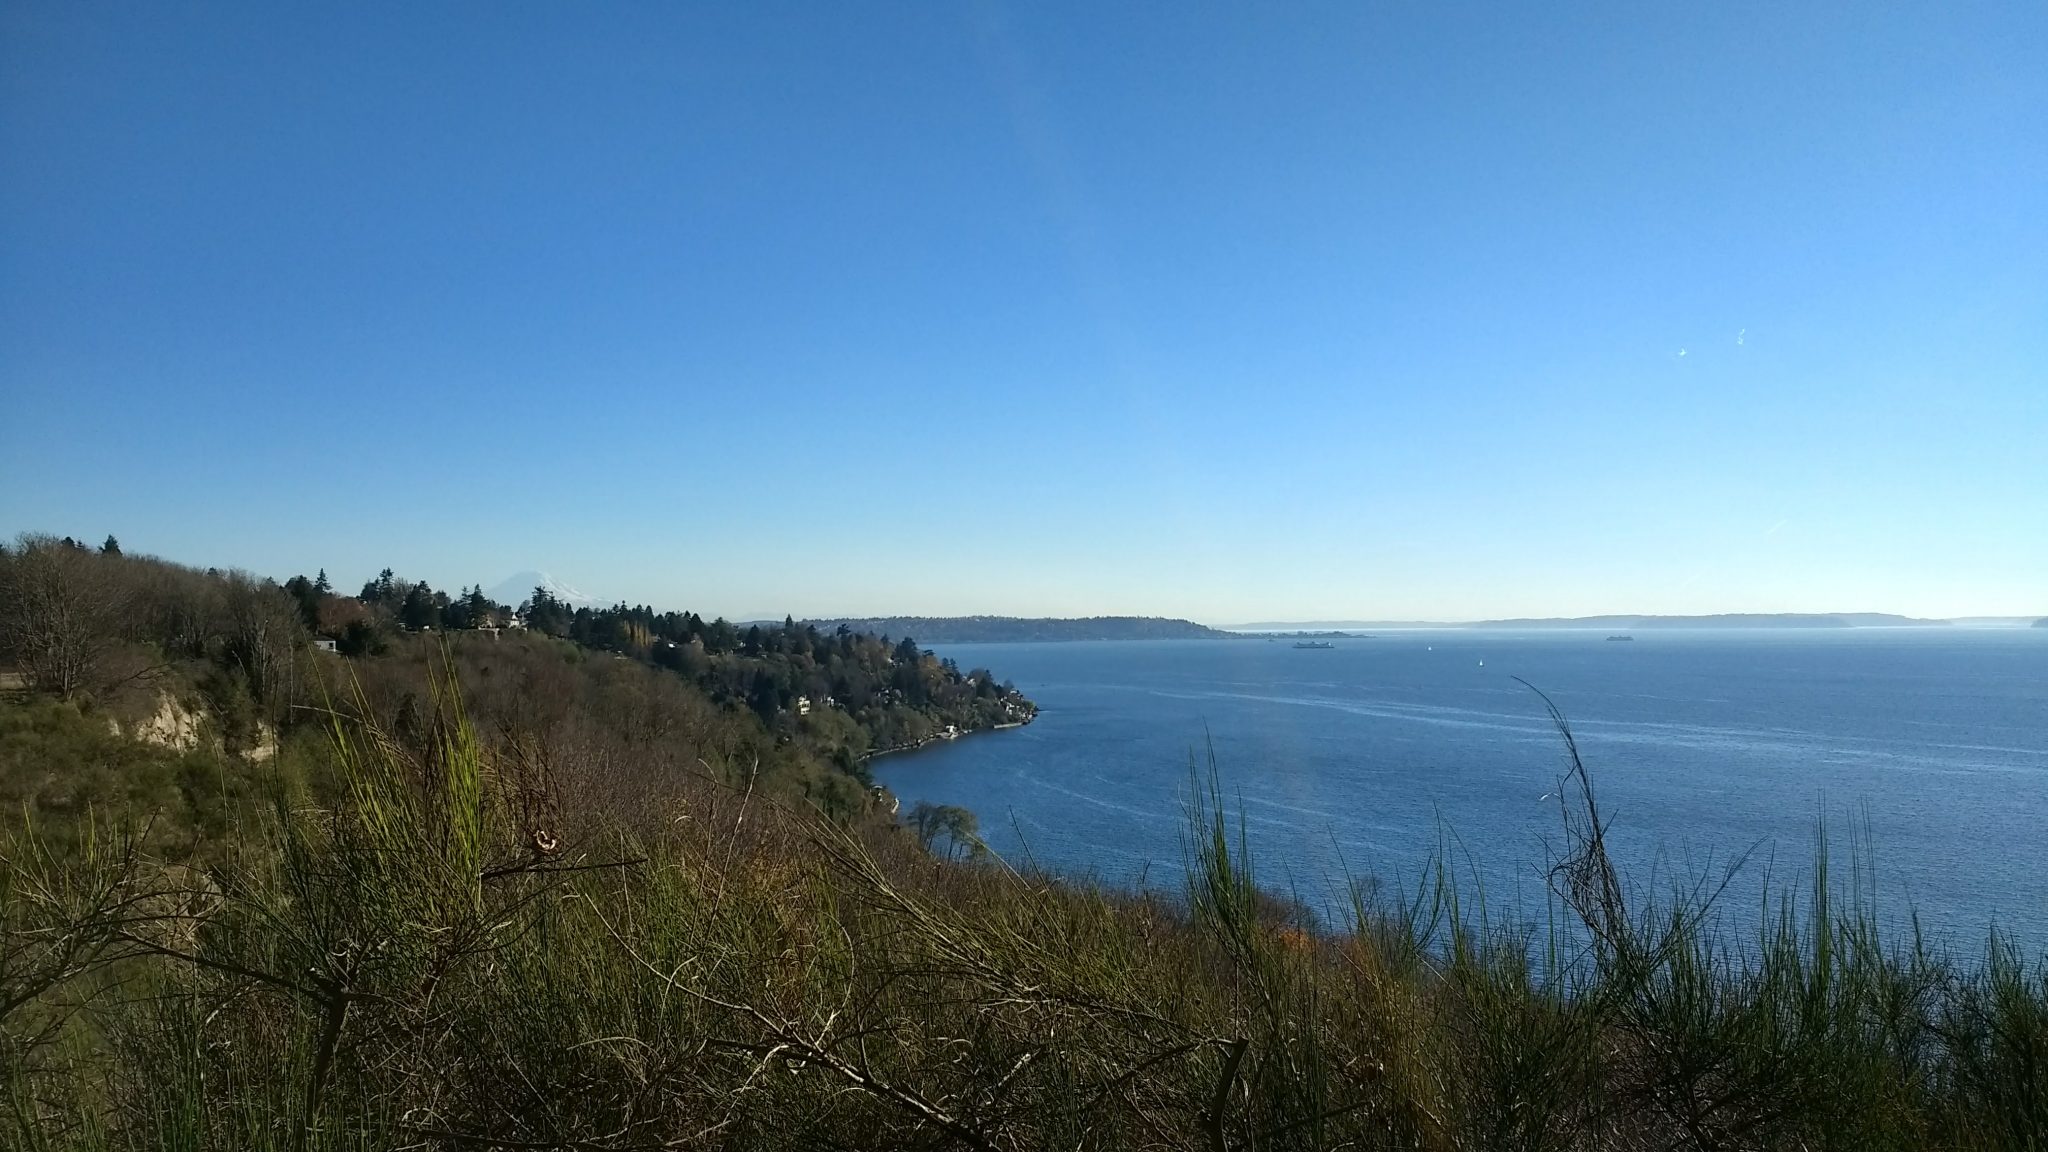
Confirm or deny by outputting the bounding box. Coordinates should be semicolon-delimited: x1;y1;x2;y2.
400;582;439;631
362;568;398;604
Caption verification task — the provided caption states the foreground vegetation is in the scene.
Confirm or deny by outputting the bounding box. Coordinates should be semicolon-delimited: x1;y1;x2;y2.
1;675;2043;1150
1;533;2043;1148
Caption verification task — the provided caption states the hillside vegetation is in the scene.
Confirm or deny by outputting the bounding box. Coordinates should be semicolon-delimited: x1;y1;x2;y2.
0;534;1033;818
3;688;2044;1150
0;535;2043;1149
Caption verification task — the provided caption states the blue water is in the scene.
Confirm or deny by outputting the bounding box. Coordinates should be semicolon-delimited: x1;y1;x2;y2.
878;630;2048;947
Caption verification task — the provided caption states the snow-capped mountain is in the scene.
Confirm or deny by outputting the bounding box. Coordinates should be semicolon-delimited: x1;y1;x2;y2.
488;571;600;608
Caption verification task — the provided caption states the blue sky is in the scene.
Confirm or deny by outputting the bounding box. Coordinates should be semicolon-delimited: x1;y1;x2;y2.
3;2;2042;622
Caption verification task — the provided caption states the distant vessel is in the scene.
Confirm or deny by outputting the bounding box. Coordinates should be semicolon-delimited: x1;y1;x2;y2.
1606;635;1634;642
1293;641;1334;649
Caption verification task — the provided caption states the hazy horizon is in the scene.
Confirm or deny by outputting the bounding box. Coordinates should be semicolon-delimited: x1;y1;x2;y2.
2;534;2038;628
4;5;2042;620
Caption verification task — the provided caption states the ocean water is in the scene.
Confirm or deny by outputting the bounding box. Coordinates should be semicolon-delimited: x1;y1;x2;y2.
877;629;2048;947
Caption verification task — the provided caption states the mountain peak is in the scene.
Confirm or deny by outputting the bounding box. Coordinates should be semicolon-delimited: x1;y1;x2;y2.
487;570;599;608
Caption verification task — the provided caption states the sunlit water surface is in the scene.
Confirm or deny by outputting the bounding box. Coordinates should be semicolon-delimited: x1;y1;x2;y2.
878;630;2048;947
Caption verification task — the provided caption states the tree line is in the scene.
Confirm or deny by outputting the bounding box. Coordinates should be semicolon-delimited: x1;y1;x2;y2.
269;566;1036;756
0;534;1035;802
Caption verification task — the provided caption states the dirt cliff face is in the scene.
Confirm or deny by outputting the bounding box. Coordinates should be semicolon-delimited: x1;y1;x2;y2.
124;692;205;751
118;692;276;759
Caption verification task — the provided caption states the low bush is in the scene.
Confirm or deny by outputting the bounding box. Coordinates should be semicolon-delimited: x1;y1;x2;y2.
0;680;2041;1149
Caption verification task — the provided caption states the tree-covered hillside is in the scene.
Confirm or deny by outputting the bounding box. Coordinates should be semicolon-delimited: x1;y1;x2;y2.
520;590;1037;753
0;534;1034;819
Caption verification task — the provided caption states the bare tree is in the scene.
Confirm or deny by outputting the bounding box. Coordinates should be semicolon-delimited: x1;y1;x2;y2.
0;534;126;699
217;570;304;712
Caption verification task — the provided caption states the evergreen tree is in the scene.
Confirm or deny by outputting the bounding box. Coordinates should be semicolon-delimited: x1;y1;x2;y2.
705;617;739;653
362;568;397;605
441;588;470;631
747;668;783;724
100;535;121;556
337;617;386;657
283;574;322;631
400;582;440;631
523;587;569;636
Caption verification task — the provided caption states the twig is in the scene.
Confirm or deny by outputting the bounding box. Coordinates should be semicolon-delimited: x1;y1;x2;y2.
1207;1037;1249;1152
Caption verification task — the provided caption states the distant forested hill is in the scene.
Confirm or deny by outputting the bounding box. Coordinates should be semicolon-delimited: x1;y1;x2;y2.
804;616;1234;643
1472;613;1950;629
2035;617;2048;628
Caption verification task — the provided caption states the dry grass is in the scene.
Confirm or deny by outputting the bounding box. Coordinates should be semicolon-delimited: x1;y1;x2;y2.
1;676;2042;1150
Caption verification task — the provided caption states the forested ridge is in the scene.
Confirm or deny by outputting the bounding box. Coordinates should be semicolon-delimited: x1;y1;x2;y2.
355;567;1038;755
0;533;1033;819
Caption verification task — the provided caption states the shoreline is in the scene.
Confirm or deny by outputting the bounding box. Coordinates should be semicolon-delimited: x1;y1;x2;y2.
861;715;1033;765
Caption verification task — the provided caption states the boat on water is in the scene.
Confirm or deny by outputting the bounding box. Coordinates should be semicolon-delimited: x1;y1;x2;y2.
1606;634;1634;642
1293;640;1334;649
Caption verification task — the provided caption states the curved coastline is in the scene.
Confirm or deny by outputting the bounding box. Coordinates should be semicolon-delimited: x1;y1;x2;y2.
861;715;1034;764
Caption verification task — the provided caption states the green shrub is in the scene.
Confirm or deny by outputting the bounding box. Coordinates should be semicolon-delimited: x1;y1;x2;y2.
0;683;2042;1149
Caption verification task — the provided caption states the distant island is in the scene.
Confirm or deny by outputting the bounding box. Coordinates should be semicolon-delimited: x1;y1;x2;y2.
1233;620;1455;630
1236;612;1955;630
2035;617;2048;628
1472;612;1951;629
802;615;1234;643
791;612;1986;643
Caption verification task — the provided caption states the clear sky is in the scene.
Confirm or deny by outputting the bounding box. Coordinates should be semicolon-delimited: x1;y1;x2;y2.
3;3;2042;623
